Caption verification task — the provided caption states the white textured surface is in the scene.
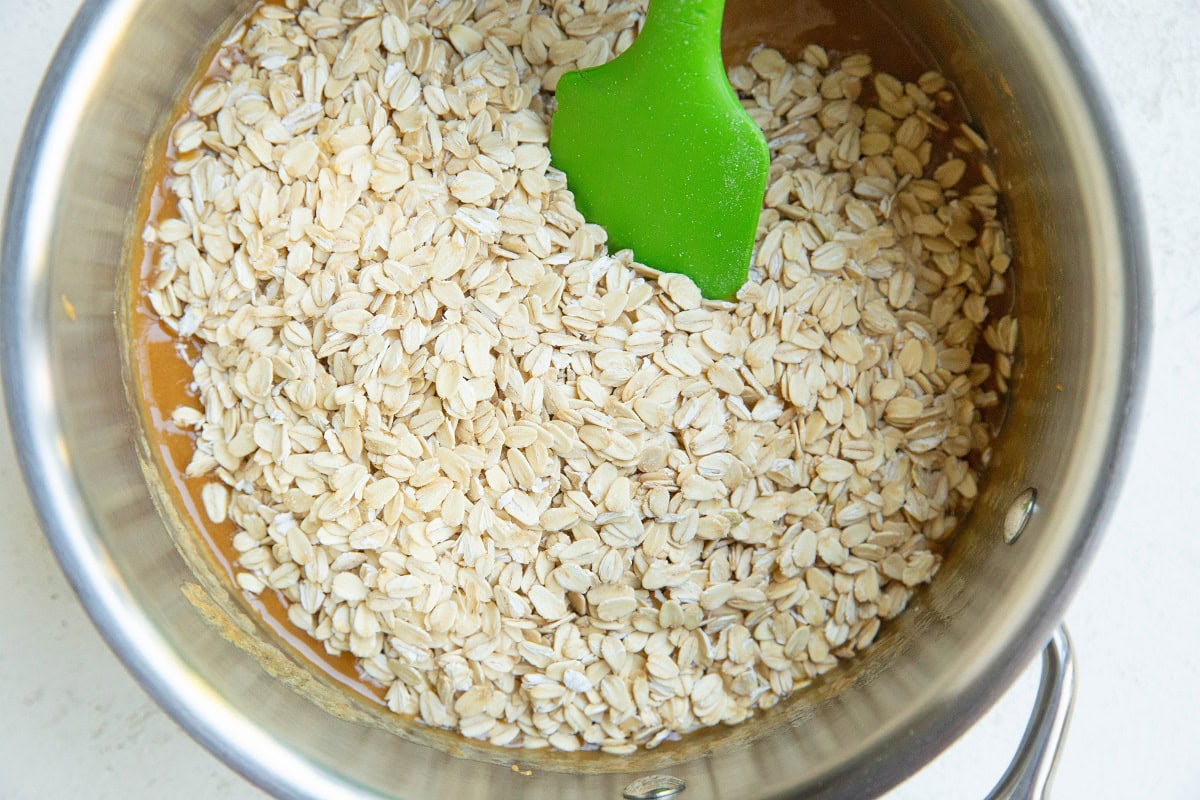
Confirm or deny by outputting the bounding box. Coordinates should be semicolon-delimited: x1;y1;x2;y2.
1;1;1196;797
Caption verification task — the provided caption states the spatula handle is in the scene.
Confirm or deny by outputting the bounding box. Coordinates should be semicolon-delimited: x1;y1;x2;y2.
627;0;727;77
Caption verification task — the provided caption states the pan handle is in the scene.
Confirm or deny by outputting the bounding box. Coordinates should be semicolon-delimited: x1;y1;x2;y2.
983;626;1076;800
621;627;1077;800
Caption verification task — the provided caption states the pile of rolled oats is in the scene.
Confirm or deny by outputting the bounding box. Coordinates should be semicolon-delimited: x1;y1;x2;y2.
147;0;1015;752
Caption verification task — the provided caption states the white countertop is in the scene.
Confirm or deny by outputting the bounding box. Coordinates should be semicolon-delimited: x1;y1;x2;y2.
2;1;1196;797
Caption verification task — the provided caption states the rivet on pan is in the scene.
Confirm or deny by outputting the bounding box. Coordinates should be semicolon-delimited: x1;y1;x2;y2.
1004;488;1037;543
623;774;687;800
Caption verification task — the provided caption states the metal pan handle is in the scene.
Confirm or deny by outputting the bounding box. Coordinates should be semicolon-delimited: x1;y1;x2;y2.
621;627;1077;800
983;626;1076;800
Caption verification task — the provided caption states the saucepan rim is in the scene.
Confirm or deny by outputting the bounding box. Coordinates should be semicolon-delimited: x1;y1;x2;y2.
1;0;1149;797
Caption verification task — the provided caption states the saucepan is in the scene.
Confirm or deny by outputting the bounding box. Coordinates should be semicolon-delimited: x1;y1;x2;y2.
1;0;1146;797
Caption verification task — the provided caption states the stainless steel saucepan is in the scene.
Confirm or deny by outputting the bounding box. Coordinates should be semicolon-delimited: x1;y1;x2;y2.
1;0;1147;797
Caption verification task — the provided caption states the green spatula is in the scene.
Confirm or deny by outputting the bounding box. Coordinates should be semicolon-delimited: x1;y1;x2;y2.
550;0;770;300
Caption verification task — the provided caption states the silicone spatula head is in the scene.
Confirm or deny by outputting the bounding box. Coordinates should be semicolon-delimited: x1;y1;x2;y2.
550;0;770;300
